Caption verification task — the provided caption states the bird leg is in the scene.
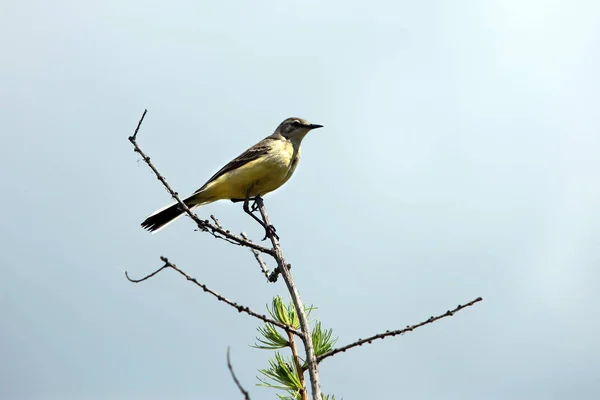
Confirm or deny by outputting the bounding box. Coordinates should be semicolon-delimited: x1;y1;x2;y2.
253;196;278;240
250;198;260;213
242;195;278;241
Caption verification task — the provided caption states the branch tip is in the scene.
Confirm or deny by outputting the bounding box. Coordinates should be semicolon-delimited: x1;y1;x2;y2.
130;257;302;336
131;109;148;141
317;296;483;363
125;264;171;283
227;347;251;400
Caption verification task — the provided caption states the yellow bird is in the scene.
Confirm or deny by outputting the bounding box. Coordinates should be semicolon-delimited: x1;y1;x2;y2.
141;117;323;234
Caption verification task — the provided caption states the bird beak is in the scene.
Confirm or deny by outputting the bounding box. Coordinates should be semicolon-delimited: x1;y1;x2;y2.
308;124;323;130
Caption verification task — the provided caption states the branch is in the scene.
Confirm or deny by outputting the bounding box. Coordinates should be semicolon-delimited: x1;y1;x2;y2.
317;297;483;363
125;257;302;336
227;347;251;400
240;231;280;282
124;264;170;283
131;108;147;140
255;197;322;400
288;331;308;400
129;110;274;256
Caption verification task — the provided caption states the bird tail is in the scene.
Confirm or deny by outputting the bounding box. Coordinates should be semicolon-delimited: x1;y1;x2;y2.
141;193;213;233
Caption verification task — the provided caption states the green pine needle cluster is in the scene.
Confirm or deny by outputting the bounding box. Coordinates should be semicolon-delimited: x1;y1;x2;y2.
253;296;338;400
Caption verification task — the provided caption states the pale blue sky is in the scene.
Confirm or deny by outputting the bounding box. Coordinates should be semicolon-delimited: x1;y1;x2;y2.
1;1;599;399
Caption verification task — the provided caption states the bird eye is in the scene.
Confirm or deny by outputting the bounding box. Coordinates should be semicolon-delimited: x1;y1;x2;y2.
292;120;302;126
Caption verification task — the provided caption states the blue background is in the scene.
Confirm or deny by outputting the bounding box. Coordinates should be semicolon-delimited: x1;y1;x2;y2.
1;1;599;399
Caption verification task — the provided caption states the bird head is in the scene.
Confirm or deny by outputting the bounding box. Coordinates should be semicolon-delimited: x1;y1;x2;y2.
275;117;323;144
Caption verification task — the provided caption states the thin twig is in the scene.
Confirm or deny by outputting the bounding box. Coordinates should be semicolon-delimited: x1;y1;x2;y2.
288;331;308;400
255;197;322;400
125;264;170;283
125;257;302;336
241;232;276;282
131;109;147;140
317;297;483;363
129;110;274;256
227;347;251;400
210;215;223;228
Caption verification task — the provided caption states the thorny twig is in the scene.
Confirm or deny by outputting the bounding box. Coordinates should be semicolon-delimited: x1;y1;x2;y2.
317;297;484;363
125;257;301;336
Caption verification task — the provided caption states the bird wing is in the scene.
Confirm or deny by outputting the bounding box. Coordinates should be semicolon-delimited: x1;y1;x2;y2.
193;137;276;194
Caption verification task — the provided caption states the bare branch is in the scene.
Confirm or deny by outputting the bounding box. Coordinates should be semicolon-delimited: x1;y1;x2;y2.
125;265;170;283
317;297;483;363
131;108;147;140
227;347;251;400
126;256;302;336
129;110;274;256
241;231;278;282
254;197;322;400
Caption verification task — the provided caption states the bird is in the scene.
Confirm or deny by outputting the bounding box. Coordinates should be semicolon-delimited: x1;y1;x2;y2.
141;117;323;235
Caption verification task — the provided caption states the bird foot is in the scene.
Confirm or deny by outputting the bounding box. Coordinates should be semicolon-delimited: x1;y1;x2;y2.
262;224;279;241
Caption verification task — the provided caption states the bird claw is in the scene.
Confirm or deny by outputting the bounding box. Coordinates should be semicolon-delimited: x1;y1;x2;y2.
262;224;278;241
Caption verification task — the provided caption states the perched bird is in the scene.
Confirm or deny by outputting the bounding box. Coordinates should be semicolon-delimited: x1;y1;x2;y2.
141;117;323;234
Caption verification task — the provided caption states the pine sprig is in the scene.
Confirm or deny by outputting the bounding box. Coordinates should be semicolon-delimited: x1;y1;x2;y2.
311;322;337;358
257;352;303;392
254;296;338;399
254;323;289;350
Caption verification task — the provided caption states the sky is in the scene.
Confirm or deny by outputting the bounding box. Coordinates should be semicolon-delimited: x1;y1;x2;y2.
1;1;599;399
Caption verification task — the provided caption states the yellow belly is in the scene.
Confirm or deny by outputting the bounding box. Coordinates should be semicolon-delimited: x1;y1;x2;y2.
195;140;297;202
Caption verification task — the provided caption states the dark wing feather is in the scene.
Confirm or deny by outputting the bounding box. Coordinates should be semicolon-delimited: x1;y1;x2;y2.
193;138;275;194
